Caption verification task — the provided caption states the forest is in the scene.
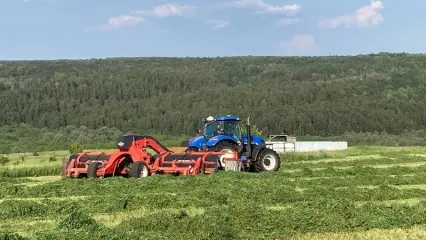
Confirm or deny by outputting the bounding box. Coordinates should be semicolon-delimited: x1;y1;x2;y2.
1;52;426;152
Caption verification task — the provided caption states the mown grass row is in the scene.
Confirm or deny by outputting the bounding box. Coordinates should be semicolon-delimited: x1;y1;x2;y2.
5;165;426;197
4;174;426;208
3;162;426;179
283;155;426;170
0;166;60;178
4;196;426;239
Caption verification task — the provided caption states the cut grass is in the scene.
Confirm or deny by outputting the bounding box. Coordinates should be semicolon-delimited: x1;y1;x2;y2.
286;154;383;165
283;156;426;170
1;145;426;239
290;224;426;240
282;161;426;173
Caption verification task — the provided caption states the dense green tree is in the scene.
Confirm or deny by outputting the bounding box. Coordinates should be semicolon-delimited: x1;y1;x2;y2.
1;53;426;137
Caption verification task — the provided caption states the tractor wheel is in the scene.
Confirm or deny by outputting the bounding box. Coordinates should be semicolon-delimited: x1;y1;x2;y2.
130;161;150;178
214;141;239;169
87;161;101;178
253;148;281;172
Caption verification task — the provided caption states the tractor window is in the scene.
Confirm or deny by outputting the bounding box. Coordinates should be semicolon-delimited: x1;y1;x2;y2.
204;122;219;138
223;121;242;140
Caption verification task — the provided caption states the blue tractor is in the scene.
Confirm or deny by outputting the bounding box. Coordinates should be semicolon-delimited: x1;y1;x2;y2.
181;115;281;172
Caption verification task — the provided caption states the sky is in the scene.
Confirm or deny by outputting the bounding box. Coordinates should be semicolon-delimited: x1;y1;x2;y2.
1;0;425;60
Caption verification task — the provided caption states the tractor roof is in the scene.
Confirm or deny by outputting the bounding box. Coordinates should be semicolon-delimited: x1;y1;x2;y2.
203;115;240;121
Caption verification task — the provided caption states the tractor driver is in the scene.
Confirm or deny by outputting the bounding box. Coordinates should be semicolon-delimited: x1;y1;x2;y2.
217;124;224;135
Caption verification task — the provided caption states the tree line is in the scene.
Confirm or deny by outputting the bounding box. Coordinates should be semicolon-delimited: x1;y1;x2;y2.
1;53;426;138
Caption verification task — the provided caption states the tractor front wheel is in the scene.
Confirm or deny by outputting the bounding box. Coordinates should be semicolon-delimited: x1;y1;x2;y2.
130;161;151;178
253;148;280;172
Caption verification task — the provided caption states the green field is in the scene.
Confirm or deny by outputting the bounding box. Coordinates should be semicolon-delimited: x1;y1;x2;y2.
3;146;426;239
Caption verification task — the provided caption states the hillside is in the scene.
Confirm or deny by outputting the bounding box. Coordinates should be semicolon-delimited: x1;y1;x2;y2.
1;53;426;138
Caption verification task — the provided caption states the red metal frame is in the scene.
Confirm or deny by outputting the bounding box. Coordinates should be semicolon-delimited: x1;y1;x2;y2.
63;136;231;178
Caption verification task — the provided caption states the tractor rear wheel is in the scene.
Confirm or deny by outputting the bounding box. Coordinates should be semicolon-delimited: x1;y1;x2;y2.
130;161;150;178
213;141;239;169
87;161;101;178
253;148;280;172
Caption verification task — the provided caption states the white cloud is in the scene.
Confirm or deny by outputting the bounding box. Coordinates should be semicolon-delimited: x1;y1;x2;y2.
280;34;316;54
319;0;384;28
106;15;144;28
136;3;195;18
209;20;230;29
230;0;301;15
89;3;194;32
90;15;144;32
277;18;299;25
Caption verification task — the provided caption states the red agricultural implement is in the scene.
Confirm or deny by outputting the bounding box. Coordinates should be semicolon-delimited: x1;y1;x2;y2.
62;135;244;178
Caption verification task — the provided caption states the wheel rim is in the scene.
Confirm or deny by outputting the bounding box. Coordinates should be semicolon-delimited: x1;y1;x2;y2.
262;155;277;171
140;165;149;177
219;149;234;168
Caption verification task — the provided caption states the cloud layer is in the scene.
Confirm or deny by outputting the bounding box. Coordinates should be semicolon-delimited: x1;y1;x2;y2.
319;0;384;28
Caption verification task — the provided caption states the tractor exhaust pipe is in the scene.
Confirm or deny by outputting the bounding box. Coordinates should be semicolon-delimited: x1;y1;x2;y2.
246;116;252;158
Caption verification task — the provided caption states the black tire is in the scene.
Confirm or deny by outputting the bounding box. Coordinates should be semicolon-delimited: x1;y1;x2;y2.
253;148;281;172
130;161;150;178
87;161;101;178
212;141;239;168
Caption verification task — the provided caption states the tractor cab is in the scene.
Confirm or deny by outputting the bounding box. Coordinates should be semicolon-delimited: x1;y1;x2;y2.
202;115;243;142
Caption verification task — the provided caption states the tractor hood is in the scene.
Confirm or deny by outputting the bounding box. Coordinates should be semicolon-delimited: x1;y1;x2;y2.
205;135;239;147
188;136;205;149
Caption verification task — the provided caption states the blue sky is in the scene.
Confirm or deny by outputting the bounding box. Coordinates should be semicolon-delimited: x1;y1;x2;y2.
1;0;425;60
